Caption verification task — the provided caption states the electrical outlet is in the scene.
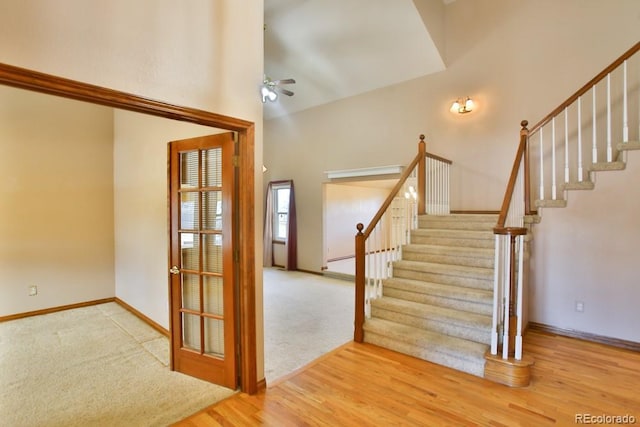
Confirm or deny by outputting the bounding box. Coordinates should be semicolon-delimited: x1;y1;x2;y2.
29;285;37;296
575;301;584;312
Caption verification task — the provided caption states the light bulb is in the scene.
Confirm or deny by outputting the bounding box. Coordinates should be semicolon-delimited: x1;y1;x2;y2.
464;97;475;112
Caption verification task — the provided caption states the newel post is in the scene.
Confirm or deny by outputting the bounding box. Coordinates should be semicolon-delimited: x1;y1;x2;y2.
521;120;532;215
417;134;426;215
354;223;365;342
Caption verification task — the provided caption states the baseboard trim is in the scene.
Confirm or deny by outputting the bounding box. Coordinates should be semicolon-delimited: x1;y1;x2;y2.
295;268;324;276
528;322;640;352
0;297;116;322
114;297;169;337
257;377;267;391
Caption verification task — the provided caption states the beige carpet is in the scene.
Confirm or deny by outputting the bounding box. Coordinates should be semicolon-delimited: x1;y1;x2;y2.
0;302;235;427
263;268;354;383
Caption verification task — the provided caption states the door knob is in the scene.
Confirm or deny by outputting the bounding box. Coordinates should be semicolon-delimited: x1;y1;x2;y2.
169;266;180;275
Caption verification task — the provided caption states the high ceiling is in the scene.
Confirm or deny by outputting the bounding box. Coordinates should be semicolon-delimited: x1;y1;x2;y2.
263;0;449;119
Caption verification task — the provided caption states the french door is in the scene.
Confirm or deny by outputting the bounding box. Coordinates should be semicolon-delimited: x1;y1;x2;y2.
168;132;237;389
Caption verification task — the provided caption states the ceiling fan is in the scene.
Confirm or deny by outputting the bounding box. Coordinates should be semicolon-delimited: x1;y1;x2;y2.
261;75;296;103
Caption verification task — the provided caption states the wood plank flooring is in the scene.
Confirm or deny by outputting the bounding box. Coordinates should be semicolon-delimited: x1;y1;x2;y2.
175;330;640;426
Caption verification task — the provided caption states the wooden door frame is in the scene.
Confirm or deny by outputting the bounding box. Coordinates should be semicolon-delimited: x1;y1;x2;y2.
0;62;258;394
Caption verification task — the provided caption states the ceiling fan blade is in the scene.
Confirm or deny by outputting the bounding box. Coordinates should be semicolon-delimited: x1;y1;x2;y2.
277;88;295;97
273;78;296;85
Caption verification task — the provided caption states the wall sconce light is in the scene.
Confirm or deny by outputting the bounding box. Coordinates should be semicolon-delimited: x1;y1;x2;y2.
450;96;475;114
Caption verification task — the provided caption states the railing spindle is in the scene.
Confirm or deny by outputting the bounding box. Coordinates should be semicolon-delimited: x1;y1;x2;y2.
515;235;525;360
578;96;583;182
539;131;544;200
592;87;598;164
607;73;612;162
623;60;629;142
551;118;557;200
564;107;569;184
502;235;511;359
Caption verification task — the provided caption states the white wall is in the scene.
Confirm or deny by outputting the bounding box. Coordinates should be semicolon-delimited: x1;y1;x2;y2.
264;0;640;341
0;0;266;377
530;150;640;342
0;86;114;316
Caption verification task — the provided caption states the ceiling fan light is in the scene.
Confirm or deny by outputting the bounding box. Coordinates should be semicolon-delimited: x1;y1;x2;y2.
267;89;278;102
260;86;270;103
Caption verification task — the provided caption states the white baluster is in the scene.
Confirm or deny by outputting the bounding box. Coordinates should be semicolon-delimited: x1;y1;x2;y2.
446;163;450;214
365;238;371;317
551;118;557;200
515;235;525;360
502;236;511;359
564;107;569;184
491;235;501;355
623;60;629;143
539;131;545;200
578;96;583;182
592;87;598;163
607;73;612;162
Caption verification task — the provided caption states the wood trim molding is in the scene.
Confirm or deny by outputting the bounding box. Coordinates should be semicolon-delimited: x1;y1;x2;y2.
114;298;169;337
528;322;640;352
0;61;258;395
0;298;116;322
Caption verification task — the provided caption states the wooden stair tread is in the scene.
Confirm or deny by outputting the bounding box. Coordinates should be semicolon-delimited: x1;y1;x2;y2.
534;199;567;208
589;161;625;171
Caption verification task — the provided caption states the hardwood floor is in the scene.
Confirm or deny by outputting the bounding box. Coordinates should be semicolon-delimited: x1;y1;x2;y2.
175;330;640;426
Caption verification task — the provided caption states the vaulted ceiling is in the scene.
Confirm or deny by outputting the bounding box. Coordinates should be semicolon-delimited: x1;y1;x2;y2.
263;0;452;119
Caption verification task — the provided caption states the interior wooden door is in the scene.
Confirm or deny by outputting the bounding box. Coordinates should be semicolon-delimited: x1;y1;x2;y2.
168;132;237;389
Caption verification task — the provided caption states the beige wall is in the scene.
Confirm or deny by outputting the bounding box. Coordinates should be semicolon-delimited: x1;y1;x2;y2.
323;183;390;262
531;150;640;343
0;0;266;378
264;0;640;341
0;86;114;316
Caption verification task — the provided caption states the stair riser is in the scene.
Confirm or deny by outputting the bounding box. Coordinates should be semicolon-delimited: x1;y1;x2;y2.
418;220;496;231
392;268;493;291
410;236;495;249
383;287;493;316
402;251;494;269
363;331;485;377
371;306;491;345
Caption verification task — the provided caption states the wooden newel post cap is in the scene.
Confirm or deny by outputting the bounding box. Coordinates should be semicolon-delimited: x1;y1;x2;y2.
520;120;528;129
356;223;364;234
419;134;425;142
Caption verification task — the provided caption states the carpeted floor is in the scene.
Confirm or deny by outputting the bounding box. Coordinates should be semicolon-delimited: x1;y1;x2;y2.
263;268;354;383
0;270;355;425
0;302;235;427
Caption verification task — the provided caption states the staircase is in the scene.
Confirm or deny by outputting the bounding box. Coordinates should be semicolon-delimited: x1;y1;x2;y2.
354;41;639;386
363;213;497;377
535;141;640;209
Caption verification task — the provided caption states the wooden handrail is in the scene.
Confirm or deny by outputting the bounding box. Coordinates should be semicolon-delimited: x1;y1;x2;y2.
529;41;640;135
362;138;426;238
426;152;453;165
496;121;529;228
